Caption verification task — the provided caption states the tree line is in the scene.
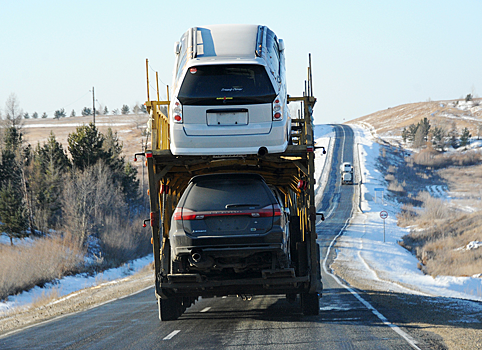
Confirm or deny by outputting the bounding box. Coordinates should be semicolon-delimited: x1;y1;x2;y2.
0;94;142;248
402;117;474;150
23;104;148;120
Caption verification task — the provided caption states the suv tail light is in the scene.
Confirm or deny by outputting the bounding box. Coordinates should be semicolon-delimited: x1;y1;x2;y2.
255;204;281;217
273;96;282;121
173;208;202;220
172;99;183;123
173;205;281;220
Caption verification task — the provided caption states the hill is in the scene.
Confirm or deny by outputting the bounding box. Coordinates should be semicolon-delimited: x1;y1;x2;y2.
349;98;482;138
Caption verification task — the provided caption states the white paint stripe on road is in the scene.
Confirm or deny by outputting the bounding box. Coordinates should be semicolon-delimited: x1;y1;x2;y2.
200;307;211;313
322;199;422;350
163;330;181;340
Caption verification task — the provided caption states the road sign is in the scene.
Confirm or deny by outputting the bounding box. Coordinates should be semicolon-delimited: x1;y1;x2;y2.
380;210;388;242
374;188;384;192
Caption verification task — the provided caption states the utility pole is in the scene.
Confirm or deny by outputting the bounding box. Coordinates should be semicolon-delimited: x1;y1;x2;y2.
92;86;96;124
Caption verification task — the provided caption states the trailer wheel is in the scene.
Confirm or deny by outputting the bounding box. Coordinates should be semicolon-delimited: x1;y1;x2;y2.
301;292;319;316
158;297;183;321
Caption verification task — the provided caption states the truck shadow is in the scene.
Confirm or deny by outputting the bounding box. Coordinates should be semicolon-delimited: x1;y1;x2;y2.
180;288;482;335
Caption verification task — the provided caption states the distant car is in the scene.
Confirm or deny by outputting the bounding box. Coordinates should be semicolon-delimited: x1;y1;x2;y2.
341;162;353;173
169;24;291;156
341;162;353;185
169;173;290;275
341;171;353;185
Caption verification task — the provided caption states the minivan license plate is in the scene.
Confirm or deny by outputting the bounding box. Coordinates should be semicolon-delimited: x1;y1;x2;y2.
207;111;248;126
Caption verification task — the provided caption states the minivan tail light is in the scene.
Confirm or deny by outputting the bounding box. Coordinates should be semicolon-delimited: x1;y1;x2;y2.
172;100;183;123
273;96;282;121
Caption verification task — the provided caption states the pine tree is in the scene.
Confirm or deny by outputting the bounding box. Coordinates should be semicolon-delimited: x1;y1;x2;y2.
460;127;471;148
0;128;28;243
68;123;108;171
418;117;431;141
26;132;71;232
401;127;409;143
431;126;446;151
82;107;92;116
0;182;28;245
121;105;130;114
102;128;139;203
37;132;71;173
54;108;66;119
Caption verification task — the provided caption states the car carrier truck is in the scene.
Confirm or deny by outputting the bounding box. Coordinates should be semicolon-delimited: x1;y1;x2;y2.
137;29;324;321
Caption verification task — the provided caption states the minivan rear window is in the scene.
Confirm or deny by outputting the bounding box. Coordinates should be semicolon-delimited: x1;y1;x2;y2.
183;178;272;211
177;65;276;106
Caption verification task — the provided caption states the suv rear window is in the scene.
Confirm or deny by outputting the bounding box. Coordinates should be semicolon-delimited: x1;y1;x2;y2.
183;178;273;211
177;64;276;106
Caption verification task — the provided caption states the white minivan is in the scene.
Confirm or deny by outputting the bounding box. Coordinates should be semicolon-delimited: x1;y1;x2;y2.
169;24;290;156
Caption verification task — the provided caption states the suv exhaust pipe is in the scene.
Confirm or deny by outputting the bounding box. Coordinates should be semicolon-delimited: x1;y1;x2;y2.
189;251;214;269
191;252;202;263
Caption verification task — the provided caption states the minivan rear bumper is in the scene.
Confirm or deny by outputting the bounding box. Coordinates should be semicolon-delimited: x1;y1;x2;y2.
170;118;290;155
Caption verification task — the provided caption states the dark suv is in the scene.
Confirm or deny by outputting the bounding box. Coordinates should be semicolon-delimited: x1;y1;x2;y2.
169;173;290;276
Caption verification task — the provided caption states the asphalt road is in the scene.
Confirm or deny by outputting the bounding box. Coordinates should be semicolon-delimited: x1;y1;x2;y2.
1;125;437;350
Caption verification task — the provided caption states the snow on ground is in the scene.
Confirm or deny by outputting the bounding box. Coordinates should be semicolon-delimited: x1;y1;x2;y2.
0;255;153;315
425;185;447;198
318;123;482;302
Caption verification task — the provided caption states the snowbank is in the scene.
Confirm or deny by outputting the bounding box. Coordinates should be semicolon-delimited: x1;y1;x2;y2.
0;255;153;315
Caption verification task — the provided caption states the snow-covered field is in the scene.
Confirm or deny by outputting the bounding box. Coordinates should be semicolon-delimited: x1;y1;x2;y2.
2;123;481;317
316;123;482;302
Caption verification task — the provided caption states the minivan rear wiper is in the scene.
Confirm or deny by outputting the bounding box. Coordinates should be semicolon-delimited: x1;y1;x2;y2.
225;203;259;208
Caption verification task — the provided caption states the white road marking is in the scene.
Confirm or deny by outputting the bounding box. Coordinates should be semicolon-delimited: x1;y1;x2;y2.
200;307;211;313
163;330;181;340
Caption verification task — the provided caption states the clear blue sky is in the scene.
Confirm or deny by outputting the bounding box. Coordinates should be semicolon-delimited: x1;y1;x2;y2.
1;0;481;124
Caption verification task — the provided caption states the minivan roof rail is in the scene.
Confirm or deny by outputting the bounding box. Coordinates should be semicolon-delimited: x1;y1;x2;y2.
255;25;265;58
192;27;197;58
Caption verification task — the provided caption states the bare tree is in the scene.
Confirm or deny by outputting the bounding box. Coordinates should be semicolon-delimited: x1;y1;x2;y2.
2;93;24;129
62;168;97;246
130;104;149;130
61;162;125;247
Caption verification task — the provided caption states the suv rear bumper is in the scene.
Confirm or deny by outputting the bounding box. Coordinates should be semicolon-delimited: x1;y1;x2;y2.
170;228;286;259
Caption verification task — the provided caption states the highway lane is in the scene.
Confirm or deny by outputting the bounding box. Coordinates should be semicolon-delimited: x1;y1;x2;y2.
1;125;426;349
